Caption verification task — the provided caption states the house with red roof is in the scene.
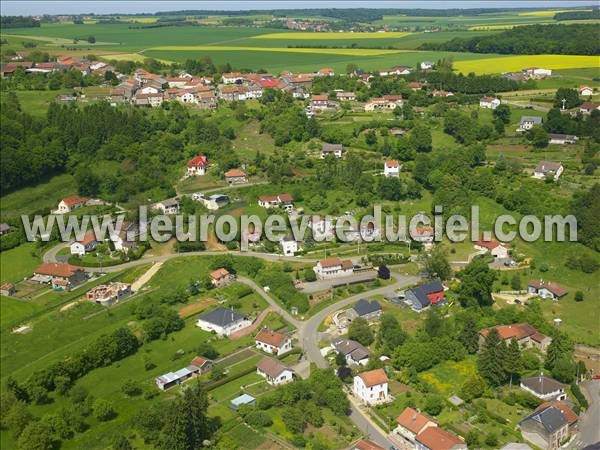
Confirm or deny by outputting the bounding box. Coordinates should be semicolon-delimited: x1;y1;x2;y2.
384;160;401;177
209;268;233;288
187;155;208;176
316;67;334;76
313;258;354;280
70;231;98;256
480;96;501;109
190;356;213;374
394;407;437;445
255;328;292;355
579;85;593;96
56;195;88;214
311;94;329;111
474;239;509;258
32;263;87;290
415;426;467;450
527;280;568;300
479;323;551;352
224;168;247;184
353;368;390;405
257;193;293;210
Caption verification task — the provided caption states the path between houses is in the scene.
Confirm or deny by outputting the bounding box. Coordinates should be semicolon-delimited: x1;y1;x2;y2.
131;262;163;292
229;306;273;340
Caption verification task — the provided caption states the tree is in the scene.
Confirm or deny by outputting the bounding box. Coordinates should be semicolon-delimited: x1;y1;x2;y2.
348;317;374;346
377;264;390;280
459;314;480;354
196;342;219;360
17;421;54;450
410;124;432;153
457;258;496;307
551;356;576;383
423;395;443;415
282;406;304;434
477;329;508;386
554;88;581;109
504;338;523;384
303;268;317;282
377;313;407;354
460;374;487;402
159;385;211;450
424;309;444;338
422;246;451;281
529;126;549;149
545;332;574;371
510;273;521;291
93;399;116;421
493;104;511;124
574;291;584;302
87;36;96;44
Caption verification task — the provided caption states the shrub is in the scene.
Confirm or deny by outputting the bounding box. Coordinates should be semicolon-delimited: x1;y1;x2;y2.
575;291;584;302
244;410;273;427
121;380;141;397
92;399;116;421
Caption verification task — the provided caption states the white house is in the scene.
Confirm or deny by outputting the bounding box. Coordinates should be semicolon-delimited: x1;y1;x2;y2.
313;258;354;280
187;155;208;176
56;195;87;214
139;85;161;94
256;357;294;385
280;235;299;256
394;407;437;446
474;240;509;258
153;198;180;215
420;61;434;70
579;85;594;96
257;193;293;210
196;307;251;336
384;160;401;177
70;232;98;256
192;193;229;210
321;143;344;158
548;134;578;145
527;280;568;300
332;338;370;366
533;161;564;180
517;116;543;132
353;369;390;406
255;328;292;355
480;96;501;109
222;72;243;84
520;375;566;401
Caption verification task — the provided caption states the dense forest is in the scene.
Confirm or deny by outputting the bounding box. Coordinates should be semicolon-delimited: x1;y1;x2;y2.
0;16;40;28
420;24;600;56
554;9;600;21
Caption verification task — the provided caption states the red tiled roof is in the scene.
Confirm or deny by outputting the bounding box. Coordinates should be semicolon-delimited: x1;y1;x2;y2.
191;356;211;367
188;155;208;168
479;323;540;341
416;427;463;450
210;268;230;280
396;407;436;434
354;439;385;450
357;368;388;387
35;263;82;278
61;195;87;207
224;169;246;178
76;231;97;246
475;239;503;250
255;329;288;347
319;257;342;268
536;401;578;425
527;280;568;297
386;160;400;168
312;94;328;101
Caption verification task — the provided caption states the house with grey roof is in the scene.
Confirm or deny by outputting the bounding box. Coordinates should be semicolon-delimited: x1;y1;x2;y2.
533;161;564;181
321;143;344;158
519;405;569;450
153;198;180;215
517;115;543;132
195;307;251;336
332;338;370;366
548;133;578;145
404;279;445;312
347;299;382;323
520;375;566;401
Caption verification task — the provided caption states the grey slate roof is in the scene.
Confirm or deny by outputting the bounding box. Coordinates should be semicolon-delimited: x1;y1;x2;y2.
353;299;381;317
198;307;246;327
322;143;343;153
520;406;567;433
407;279;444;308
521;375;564;395
332;338;370;362
520;115;543;125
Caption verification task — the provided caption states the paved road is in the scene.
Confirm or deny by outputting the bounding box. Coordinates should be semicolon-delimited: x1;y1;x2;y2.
43;243;420;445
501;99;550;113
575;380;600;448
299;272;421;448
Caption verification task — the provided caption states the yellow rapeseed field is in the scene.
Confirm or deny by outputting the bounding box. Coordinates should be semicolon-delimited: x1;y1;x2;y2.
517;9;590;17
148;45;411;56
253;31;412;40
454;54;600;74
127;17;159;23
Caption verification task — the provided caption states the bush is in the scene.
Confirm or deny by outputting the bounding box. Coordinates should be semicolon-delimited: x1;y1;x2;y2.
244;410;273;427
574;291;584;302
93;399;116;421
303;268;317;282
120;380;141;397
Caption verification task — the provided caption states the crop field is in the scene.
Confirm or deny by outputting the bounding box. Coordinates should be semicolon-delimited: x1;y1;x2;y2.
453;54;600;74
254;31;413;39
147;45;411;56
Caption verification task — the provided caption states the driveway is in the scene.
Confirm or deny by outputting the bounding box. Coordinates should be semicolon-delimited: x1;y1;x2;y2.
574;380;600;448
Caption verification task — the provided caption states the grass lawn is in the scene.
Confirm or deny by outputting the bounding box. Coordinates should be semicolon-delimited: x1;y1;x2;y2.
0;89;67;117
0;242;41;284
0;173;76;218
419;357;477;396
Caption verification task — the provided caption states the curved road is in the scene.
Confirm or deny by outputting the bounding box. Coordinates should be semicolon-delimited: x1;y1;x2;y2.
44;244;420;446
